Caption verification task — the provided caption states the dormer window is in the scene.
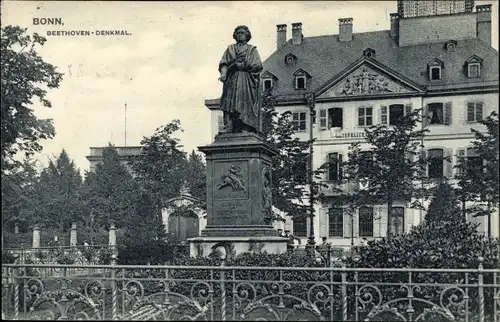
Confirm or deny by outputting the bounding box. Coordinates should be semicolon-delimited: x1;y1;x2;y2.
293;69;311;90
295;76;306;89
284;53;297;66
445;40;457;52
263;79;273;91
427;58;444;81
430;67;441;80
465;55;483;78
363;48;376;58
261;71;278;92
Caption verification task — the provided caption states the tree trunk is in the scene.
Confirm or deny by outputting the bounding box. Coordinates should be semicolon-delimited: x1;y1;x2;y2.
461;197;467;222
487;200;492;241
387;199;393;239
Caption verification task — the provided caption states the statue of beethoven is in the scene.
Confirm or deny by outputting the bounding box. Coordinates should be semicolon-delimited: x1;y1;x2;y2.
219;25;263;133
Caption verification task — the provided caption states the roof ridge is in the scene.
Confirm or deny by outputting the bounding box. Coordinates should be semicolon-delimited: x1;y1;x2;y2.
303;29;390;40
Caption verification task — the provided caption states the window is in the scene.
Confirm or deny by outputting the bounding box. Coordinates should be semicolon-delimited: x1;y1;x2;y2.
292;112;307;131
426;102;452;125
295;76;306;90
359;151;373;167
389;104;404;125
467;102;483;122
328;153;343;182
465;147;483;177
359;207;374;237
320;108;343;129
291;155;308;182
217;115;225;133
428;103;443;124
293;218;307;237
428;148;444;179
358;107;373;127
468;63;480;78
430;66;441;80
263;79;273;91
390;207;404;236
328;206;343;237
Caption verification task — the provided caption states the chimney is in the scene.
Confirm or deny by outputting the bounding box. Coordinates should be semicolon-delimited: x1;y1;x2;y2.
390;13;399;41
339;18;353;42
476;4;492;46
276;24;287;49
291;22;303;45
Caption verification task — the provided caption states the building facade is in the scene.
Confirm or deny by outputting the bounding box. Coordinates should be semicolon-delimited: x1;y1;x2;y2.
86;146;142;173
205;3;498;247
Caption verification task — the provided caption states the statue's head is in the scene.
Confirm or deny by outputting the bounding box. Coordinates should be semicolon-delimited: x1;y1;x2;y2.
233;25;252;43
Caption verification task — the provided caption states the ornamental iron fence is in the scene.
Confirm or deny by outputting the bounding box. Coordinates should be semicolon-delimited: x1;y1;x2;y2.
2;259;499;321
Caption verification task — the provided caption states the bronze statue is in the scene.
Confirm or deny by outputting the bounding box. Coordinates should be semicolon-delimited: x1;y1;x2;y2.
219;25;263;133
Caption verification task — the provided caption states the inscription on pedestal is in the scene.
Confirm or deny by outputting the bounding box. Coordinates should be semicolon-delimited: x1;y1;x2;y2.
213;199;251;225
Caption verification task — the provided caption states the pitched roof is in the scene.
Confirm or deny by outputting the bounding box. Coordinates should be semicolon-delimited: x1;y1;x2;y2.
263;30;498;99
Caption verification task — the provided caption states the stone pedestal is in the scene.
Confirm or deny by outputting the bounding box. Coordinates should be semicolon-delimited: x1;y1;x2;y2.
189;132;287;257
108;223;116;246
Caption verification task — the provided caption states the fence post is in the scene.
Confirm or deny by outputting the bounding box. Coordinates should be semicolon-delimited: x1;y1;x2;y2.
32;226;40;249
110;242;118;320
478;256;484;322
70;223;77;247
341;256;348;322
220;261;227;321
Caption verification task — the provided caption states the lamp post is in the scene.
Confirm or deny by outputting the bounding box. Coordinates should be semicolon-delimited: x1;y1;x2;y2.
305;93;316;247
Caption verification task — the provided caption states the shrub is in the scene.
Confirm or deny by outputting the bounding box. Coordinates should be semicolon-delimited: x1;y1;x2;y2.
346;218;500;320
1;250;18;264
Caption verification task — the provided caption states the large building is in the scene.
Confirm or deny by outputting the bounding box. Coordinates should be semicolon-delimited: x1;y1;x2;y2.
205;2;498;247
86;146;142;173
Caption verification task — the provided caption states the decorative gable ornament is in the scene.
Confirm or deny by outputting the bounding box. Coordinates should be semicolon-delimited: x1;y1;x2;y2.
444;40;457;52
284;53;297;66
335;66;406;96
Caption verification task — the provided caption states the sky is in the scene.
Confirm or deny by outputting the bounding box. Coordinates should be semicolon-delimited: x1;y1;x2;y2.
2;0;498;174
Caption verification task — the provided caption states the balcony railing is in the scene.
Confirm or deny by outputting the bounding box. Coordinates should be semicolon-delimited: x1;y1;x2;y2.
2;261;498;321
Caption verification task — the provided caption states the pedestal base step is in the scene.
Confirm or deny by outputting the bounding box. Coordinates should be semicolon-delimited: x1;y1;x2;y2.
188;236;288;258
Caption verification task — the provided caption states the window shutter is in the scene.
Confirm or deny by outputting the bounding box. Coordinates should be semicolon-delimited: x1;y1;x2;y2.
476;102;484;121
444;102;452;125
467;102;475;122
375;205;387;237
343;212;352;238
319;207;328;238
422;104;429;127
319;109;328;130
338;154;343;181
306;216;311;238
380;106;388;125
405;103;412;116
444;148;453;178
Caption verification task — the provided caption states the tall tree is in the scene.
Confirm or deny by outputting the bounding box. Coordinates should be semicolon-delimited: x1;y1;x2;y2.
81;144;138;229
261;93;314;222
455;111;499;239
132;120;188;209
185;150;206;207
337;109;429;238
1;26;63;174
31;149;83;231
425;181;462;224
1;157;40;231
